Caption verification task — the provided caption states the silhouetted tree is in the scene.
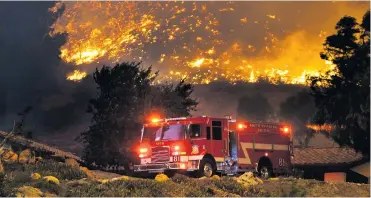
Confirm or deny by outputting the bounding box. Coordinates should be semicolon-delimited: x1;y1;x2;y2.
280;90;316;148
237;93;273;122
14;106;33;137
145;79;198;118
308;10;370;157
80;62;198;167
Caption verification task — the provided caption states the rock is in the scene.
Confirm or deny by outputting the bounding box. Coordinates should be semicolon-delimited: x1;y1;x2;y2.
99;179;110;184
0;159;4;174
2;149;18;162
65;158;79;168
155;173;169;182
239;172;254;179
9;153;19;162
43;176;60;185
15;186;43;197
44;192;57;197
236;172;262;186
97;176;130;184
111;175;130;182
19;149;35;164
31;173;41;180
79;167;95;179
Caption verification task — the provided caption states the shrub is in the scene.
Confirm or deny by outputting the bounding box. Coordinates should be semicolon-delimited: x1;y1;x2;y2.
15;186;43;197
213;177;246;195
34;180;65;195
0;173;6;196
24;160;86;180
154;173;169;182
31;173;41;180
43;176;60;185
171;173;192;184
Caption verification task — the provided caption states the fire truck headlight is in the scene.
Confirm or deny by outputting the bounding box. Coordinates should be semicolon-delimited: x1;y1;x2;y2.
174;145;180;151
180;163;186;169
139;154;145;158
151;118;160;123
140;148;148;153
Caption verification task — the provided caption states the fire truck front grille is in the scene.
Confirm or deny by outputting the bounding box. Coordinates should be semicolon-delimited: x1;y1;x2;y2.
151;147;170;163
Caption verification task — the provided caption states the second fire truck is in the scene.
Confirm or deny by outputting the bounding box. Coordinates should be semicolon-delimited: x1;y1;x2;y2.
134;116;294;178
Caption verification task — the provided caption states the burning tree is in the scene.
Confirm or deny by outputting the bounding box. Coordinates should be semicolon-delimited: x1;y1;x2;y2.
79;62;197;167
309;10;370;157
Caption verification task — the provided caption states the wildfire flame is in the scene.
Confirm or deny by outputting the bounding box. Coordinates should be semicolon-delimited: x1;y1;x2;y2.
67;70;87;82
306;124;335;132
50;2;352;84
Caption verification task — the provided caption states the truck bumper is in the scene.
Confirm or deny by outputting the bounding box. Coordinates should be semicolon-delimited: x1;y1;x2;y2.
134;162;198;173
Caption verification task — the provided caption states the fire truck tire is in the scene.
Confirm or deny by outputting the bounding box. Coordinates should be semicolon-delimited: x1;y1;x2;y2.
198;158;216;178
258;166;272;179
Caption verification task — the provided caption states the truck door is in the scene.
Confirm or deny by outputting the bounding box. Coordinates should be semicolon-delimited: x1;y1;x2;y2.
209;119;228;162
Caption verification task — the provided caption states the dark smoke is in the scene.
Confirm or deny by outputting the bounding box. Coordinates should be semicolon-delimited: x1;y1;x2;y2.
0;2;94;154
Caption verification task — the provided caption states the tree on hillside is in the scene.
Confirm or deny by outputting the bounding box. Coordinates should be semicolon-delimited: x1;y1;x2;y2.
145;79;198;118
80;62;198;167
280;90;316;148
237;93;273;122
308;10;370;157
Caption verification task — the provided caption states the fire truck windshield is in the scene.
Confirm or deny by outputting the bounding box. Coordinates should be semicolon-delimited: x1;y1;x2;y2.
142;124;186;141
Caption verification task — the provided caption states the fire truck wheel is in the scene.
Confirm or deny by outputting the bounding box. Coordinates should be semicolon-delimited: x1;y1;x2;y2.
259;166;272;179
198;158;216;178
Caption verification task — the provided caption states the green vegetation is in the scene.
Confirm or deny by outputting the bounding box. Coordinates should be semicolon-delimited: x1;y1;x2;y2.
0;159;369;197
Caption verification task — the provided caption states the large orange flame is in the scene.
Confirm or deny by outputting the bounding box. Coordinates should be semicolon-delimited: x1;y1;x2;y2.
51;2;364;84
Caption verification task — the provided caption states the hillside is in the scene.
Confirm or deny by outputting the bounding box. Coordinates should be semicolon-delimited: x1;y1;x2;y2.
1;159;369;197
192;82;304;117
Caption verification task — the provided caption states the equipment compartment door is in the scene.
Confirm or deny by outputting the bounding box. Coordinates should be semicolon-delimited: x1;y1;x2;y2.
210;119;228;162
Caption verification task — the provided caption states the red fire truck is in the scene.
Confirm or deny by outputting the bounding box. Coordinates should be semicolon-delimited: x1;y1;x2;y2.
133;116;294;178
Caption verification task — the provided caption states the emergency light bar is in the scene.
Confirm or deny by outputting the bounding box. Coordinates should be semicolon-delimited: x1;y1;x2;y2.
164;117;187;121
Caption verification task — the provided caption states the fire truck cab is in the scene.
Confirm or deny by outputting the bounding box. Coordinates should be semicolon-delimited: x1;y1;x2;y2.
133;116;294;178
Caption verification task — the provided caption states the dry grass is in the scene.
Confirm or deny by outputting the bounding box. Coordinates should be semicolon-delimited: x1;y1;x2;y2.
0;160;369;197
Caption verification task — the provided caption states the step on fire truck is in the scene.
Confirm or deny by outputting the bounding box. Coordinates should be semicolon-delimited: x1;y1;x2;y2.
134;116;294;178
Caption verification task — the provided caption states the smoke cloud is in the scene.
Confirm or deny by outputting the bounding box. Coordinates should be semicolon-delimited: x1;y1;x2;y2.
0;2;94;154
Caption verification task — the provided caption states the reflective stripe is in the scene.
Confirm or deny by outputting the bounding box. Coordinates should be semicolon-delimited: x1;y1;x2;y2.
180;156;189;162
241;142;289;151
274;145;289;151
238;142;290;165
215;157;224;162
189;155;203;160
239;143;252;164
